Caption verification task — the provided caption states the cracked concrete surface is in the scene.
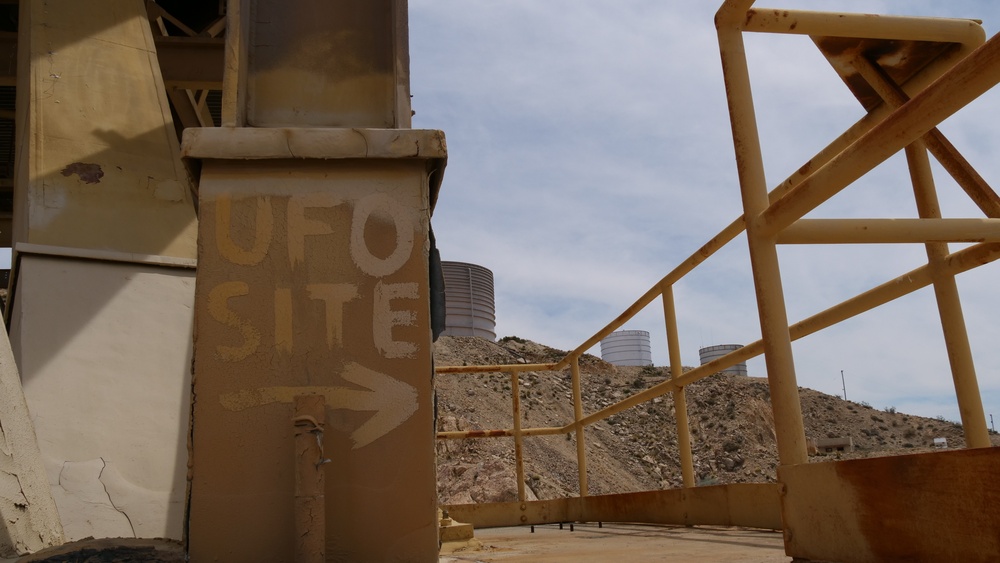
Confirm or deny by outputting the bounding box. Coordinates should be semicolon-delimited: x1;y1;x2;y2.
0;326;63;557
13;257;195;543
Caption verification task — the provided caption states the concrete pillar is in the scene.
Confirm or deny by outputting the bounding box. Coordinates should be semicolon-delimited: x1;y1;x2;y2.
184;1;446;559
9;0;198;543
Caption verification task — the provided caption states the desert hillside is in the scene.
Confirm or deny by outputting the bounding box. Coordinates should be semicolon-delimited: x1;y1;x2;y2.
434;335;999;504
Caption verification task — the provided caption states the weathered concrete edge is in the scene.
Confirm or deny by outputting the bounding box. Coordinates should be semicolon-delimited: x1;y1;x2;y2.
13;243;198;269
180;127;447;161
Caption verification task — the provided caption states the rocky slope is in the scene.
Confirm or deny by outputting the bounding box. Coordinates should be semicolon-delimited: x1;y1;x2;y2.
434;335;999;504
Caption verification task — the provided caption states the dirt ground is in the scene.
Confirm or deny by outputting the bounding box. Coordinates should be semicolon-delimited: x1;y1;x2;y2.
440;524;790;563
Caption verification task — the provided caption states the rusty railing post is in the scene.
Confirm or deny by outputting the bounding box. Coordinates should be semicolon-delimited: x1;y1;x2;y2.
570;357;589;496
293;395;327;563
662;286;695;487
510;370;527;502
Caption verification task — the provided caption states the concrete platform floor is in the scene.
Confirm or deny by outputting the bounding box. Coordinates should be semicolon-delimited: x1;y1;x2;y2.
441;523;791;562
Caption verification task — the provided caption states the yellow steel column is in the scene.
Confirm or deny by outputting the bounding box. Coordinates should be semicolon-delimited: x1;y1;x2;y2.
570;357;589;496
717;0;808;467
905;142;991;448
662;286;695;487
510;371;527;502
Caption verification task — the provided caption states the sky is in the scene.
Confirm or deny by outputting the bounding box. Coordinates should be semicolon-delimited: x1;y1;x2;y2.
408;1;1000;426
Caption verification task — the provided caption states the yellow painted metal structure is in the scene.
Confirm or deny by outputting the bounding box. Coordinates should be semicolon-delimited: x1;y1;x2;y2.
437;3;1000;561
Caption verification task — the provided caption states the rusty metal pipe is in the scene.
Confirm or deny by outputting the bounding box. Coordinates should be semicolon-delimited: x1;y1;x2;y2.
570;357;588;497
718;0;808;467
293;395;326;563
662;287;694;488
777;218;1000;244
743;9;985;46
510;371;527;502
905;142;991;448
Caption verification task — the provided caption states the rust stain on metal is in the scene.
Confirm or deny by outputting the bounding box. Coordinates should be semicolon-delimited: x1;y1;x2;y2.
835;449;1000;561
814;37;957;111
60;162;105;184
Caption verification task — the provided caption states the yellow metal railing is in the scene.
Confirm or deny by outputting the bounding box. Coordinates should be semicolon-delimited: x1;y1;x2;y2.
435;3;1000;504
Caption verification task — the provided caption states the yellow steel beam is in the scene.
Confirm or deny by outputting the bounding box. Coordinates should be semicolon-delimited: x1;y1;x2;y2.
777;218;1000;244
717;0;808;467
743;9;984;46
760;33;1000;237
850;54;1000;218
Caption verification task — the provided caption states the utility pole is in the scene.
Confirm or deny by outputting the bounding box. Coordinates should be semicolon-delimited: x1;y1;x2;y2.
841;370;847;401
991;413;995;433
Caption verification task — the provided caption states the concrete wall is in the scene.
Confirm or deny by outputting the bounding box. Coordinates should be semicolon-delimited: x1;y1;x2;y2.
14;0;197;258
9;253;194;541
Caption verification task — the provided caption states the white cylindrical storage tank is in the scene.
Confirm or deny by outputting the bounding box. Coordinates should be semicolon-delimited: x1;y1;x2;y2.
441;261;497;340
699;344;748;376
600;330;652;367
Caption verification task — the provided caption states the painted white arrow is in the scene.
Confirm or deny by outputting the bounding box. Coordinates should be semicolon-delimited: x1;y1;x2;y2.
217;362;418;449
